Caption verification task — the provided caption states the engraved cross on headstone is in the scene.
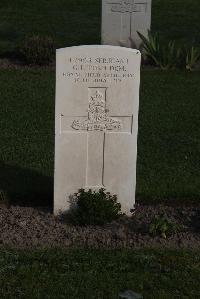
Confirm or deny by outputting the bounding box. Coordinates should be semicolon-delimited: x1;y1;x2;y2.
108;0;147;43
61;87;133;188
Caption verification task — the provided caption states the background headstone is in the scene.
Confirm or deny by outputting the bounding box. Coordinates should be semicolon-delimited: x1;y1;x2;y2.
101;0;152;48
54;45;141;215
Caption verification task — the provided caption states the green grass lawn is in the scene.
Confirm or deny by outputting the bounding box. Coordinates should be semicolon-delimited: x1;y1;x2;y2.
137;70;200;203
0;0;199;56
152;0;200;46
0;248;199;298
0;69;199;206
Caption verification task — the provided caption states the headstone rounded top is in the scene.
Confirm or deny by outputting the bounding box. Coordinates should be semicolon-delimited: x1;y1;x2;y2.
56;45;141;55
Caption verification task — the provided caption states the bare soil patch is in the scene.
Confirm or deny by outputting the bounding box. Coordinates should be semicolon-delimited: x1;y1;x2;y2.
0;204;199;249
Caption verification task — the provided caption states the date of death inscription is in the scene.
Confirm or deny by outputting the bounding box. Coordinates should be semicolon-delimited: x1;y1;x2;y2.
62;56;135;84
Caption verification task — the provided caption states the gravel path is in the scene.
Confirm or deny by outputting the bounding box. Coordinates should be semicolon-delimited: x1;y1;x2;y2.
0;205;199;249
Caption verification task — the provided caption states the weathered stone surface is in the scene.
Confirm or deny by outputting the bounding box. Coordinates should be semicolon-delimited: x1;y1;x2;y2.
54;45;141;215
102;0;152;48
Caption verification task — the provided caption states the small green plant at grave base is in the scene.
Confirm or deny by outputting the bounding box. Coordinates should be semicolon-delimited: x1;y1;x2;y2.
68;188;122;226
0;189;10;208
149;213;179;239
137;31;180;70
185;46;200;71
20;35;55;65
177;46;200;70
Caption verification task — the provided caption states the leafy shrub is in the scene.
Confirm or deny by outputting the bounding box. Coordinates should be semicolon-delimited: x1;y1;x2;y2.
137;31;179;70
176;46;200;70
185;46;200;70
138;31;200;71
68;188;122;226
20;35;55;65
149;213;179;238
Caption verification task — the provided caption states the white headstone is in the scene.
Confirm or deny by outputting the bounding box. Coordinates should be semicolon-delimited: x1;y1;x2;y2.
101;0;152;48
54;45;141;215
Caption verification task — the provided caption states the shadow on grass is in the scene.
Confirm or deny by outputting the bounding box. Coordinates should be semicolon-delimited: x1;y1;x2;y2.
0;161;53;208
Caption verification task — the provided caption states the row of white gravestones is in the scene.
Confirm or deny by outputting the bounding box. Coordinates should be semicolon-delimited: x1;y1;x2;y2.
101;0;152;48
54;45;141;215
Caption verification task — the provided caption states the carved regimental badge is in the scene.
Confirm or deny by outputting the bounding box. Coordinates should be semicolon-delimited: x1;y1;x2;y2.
72;90;122;131
109;0;147;13
110;0;133;13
